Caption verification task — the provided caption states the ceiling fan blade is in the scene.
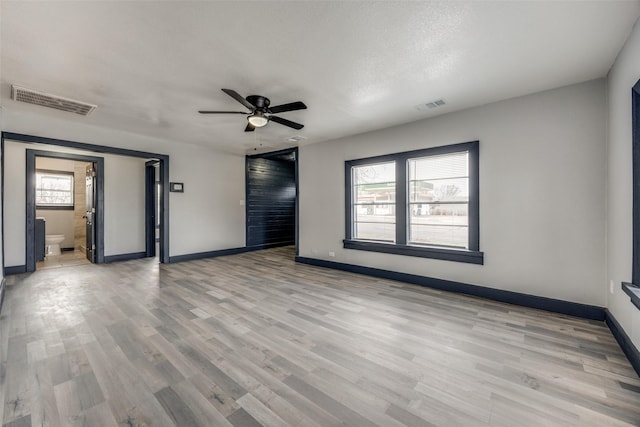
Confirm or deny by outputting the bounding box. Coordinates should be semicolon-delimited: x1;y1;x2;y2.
244;123;255;132
221;88;254;110
269;115;304;130
198;111;248;114
268;101;307;114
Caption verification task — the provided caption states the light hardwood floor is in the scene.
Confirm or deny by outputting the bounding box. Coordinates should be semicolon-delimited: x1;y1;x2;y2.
1;246;639;426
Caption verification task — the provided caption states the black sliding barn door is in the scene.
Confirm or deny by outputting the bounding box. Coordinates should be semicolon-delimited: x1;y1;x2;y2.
246;152;296;248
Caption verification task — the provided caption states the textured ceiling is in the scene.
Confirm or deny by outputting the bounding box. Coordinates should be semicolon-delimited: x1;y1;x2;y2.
1;1;639;155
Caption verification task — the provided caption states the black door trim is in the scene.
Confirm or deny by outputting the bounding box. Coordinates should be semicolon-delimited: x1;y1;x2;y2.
26;149;105;271
145;160;159;258
246;147;299;254
632;80;640;286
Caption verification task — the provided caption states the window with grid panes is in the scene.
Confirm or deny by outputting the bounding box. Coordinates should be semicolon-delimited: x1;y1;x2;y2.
35;170;74;209
344;141;482;264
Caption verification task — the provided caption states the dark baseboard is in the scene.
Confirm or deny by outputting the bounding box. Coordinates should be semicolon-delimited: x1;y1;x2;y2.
169;246;251;263
247;241;295;251
169;241;293;264
0;278;5;314
104;252;147;263
4;265;27;276
295;256;605;321
605;309;640;377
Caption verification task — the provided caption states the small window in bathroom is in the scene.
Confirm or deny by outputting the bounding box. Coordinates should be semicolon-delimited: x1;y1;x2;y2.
35;170;74;209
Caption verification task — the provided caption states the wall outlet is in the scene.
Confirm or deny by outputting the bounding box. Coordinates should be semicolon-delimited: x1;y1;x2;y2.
240;200;245;206
329;251;335;257
610;280;615;295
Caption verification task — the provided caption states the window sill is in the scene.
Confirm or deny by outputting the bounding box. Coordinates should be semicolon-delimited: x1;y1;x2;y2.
343;239;484;264
36;205;74;211
622;282;640;311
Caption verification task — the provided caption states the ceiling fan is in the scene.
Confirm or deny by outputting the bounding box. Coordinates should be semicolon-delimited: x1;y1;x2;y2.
199;89;307;132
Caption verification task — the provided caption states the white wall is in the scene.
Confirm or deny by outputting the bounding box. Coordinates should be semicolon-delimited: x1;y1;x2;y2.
168;144;246;255
299;79;607;306
4;142;26;266
1;109;245;263
104;155;146;256
607;18;640;349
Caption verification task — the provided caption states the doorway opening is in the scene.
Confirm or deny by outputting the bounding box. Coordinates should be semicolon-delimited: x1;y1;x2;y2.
33;156;98;270
1;132;170;276
26;150;104;271
145;160;161;258
245;147;299;255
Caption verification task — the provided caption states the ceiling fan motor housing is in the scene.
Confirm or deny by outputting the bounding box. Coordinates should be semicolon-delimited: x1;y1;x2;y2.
246;95;270;112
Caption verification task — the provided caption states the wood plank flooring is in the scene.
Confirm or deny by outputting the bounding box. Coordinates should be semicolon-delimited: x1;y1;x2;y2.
1;246;639;426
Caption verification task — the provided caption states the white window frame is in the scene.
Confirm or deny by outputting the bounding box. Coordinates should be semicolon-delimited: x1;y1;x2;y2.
35;169;74;209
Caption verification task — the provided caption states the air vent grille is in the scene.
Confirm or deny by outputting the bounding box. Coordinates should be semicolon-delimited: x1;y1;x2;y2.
286;135;307;143
11;85;97;116
415;99;446;111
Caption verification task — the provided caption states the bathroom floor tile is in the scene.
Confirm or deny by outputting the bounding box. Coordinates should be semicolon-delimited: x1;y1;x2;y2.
37;250;91;270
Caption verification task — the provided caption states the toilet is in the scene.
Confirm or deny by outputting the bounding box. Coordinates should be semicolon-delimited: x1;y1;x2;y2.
45;234;65;256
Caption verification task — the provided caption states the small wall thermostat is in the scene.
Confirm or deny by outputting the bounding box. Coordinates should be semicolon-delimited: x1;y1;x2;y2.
169;182;184;192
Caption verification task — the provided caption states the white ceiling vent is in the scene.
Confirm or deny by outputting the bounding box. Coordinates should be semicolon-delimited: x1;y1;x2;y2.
11;85;97;116
286;135;307;143
415;99;446;111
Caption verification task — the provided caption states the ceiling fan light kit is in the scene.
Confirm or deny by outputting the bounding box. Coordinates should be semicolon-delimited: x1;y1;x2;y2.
248;113;268;128
199;88;306;132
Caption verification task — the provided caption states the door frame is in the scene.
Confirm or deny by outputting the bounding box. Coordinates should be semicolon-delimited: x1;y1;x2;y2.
145;160;159;258
1;132;170;276
26;150;105;271
632;79;640;285
245;147;299;255
85;161;98;263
